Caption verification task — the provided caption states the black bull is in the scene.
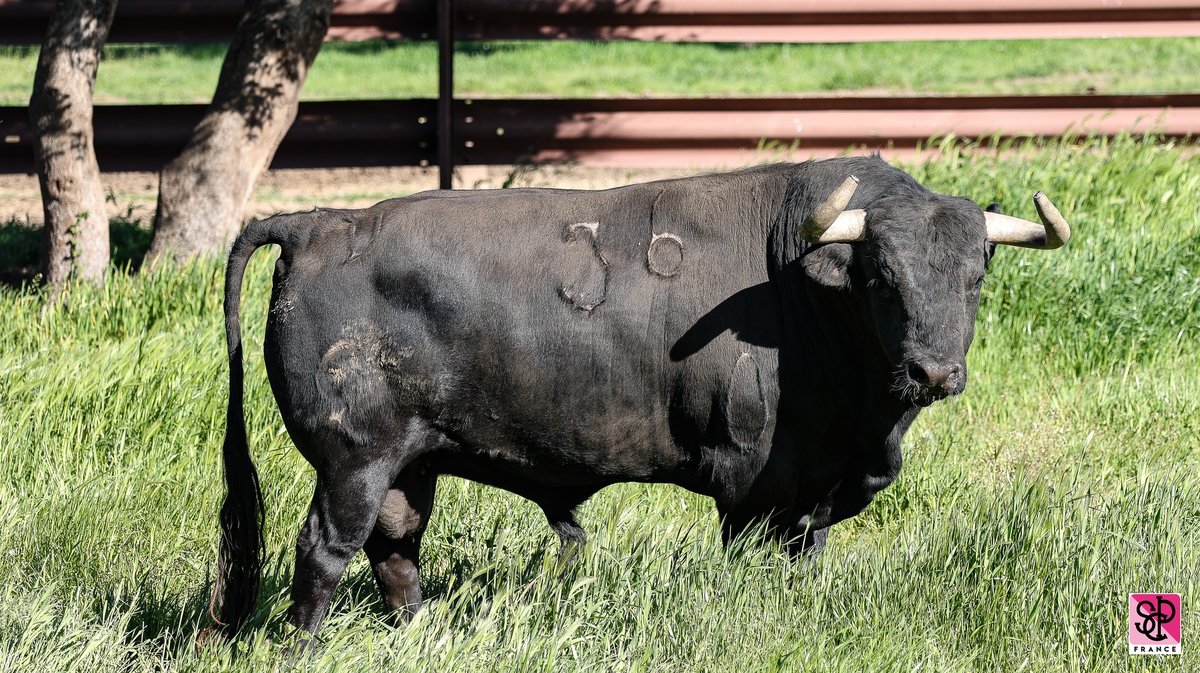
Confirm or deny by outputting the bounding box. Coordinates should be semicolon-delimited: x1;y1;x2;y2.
212;156;1068;636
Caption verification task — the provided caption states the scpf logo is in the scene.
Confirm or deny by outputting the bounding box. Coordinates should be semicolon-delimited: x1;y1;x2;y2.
1129;593;1182;655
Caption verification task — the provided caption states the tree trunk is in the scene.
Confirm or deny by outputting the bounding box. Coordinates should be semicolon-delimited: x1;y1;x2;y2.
147;0;331;262
29;0;118;287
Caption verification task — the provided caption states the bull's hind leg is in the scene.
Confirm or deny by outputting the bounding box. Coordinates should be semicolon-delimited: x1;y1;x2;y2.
363;467;437;619
287;458;400;637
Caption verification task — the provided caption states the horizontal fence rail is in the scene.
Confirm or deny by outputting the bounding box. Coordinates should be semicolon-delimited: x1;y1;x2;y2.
3;1;1199;178
2;94;1196;173
2;0;1200;43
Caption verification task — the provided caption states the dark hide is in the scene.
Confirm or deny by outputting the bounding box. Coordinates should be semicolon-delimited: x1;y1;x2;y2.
213;156;1001;637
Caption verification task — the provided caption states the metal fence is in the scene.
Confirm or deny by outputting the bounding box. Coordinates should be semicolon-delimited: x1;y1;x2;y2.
2;0;1199;186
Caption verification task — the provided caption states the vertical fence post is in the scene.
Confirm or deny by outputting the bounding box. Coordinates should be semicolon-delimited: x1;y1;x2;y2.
437;0;454;189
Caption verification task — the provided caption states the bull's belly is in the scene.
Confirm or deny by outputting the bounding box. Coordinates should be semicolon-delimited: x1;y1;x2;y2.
421;339;778;494
424;425;709;504
431;361;688;481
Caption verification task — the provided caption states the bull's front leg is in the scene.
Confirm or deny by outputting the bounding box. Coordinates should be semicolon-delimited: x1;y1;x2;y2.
787;511;831;558
826;416;908;526
789;415;911;556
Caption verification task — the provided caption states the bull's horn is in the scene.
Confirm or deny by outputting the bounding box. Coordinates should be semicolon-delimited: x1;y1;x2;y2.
984;192;1071;249
802;175;867;243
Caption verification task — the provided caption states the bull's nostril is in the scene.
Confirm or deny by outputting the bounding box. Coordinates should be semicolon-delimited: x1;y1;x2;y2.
947;364;963;383
907;362;929;384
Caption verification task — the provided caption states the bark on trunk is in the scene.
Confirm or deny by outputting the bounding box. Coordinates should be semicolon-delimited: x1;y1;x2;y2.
147;0;331;262
29;0;118;287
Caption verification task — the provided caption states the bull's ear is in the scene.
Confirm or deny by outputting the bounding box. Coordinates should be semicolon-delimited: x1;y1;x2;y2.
984;203;1001;267
802;243;854;290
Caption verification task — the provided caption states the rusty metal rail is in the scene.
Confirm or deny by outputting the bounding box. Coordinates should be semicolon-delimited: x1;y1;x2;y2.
2;94;1196;173
2;0;1199;177
1;0;1199;43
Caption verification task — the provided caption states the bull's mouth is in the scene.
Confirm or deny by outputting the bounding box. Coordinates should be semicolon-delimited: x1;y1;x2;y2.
912;388;950;407
891;357;968;407
893;377;960;407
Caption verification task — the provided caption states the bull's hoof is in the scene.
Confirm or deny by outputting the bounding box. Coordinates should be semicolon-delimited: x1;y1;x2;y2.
283;629;319;665
788;526;829;563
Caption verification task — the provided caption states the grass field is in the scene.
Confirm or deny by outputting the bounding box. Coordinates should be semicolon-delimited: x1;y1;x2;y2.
0;134;1197;671
3;38;1200;104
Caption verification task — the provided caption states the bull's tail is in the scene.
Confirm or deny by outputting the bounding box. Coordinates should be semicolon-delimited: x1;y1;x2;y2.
210;217;288;635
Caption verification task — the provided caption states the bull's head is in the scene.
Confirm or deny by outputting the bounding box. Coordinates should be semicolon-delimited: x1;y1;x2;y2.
800;175;1070;407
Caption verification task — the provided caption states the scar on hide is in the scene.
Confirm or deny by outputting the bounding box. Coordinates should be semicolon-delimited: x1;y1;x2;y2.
647;188;684;277
559;221;608;312
270;296;295;324
268;269;295;323
345;211;384;264
569;221;598;237
726;352;767;450
647;232;684;277
318;319;415;431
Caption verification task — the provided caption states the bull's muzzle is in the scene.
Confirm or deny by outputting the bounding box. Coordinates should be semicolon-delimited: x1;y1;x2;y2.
908;359;964;399
896;357;966;407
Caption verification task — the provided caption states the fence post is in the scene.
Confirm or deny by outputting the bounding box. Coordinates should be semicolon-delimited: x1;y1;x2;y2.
437;0;454;189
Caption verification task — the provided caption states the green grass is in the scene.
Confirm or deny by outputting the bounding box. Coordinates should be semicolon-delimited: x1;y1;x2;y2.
3;38;1200;105
1;135;1198;671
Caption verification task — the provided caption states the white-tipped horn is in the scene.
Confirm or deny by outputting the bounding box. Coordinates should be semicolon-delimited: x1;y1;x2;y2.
985;192;1071;249
803;175;868;243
